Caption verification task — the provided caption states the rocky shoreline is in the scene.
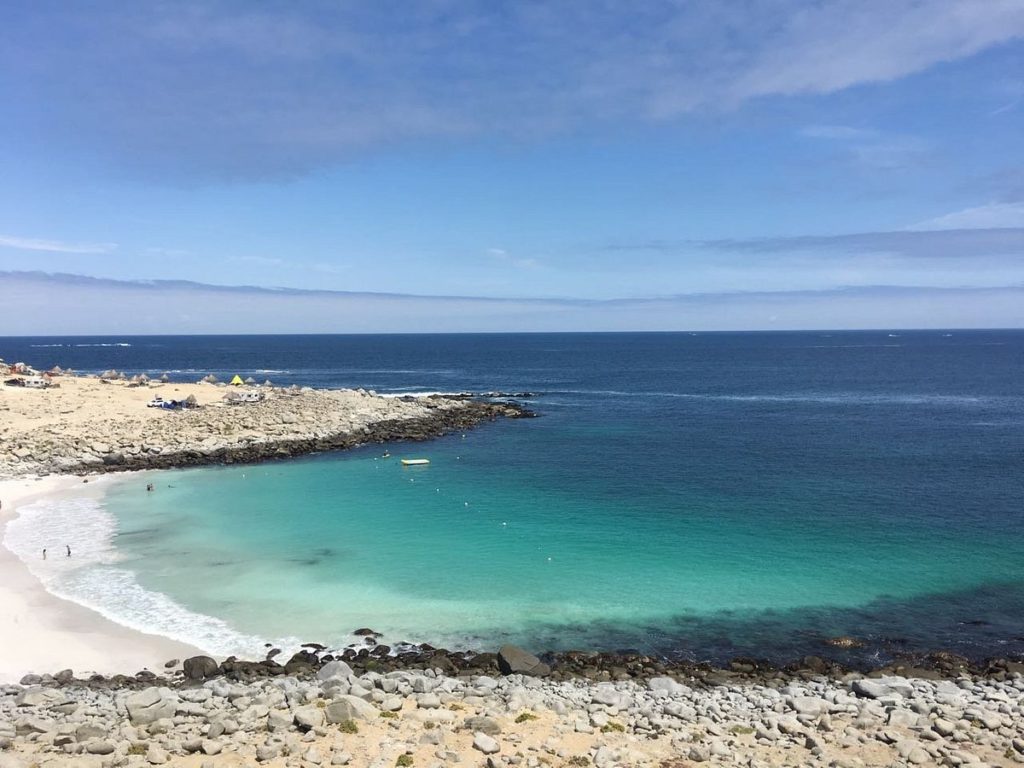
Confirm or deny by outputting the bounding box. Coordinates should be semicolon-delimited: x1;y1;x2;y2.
2;646;1022;768
0;372;535;478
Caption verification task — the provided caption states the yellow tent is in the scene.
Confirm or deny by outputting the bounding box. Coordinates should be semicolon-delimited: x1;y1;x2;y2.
230;374;244;386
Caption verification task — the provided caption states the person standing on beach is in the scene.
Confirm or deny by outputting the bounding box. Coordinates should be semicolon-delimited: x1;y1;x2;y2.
66;545;71;557
42;548;46;560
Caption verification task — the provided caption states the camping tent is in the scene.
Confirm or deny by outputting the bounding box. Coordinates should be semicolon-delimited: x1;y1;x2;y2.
230;374;244;386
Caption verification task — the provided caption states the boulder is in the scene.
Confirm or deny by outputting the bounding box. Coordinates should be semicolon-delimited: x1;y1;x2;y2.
183;655;220;680
84;742;116;756
316;660;353;682
76;723;109;742
464;716;501;736
790;696;829;718
294;706;325;731
473;733;500;755
14;687;64;707
497;645;550;677
325;695;377;723
126;687;177;725
648;676;687;695
851;679;891;699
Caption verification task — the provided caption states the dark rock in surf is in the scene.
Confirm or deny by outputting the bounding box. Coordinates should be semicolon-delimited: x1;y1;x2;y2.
182;655;219;681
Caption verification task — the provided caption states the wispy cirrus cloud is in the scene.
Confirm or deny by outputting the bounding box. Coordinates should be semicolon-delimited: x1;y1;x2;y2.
2;1;1022;180
486;247;540;270
912;202;1024;230
0;234;117;254
608;227;1024;260
800;123;933;171
3;271;1022;334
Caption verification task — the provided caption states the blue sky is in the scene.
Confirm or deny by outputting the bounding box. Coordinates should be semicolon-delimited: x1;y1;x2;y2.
1;1;1023;331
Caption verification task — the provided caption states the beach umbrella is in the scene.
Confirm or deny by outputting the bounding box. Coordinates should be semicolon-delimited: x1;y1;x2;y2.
230;374;245;386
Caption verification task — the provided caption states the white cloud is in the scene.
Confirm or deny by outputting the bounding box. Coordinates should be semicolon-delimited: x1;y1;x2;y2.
0;234;117;254
728;0;1024;102
232;255;286;267
800;125;878;140
3;1;1022;180
911;202;1024;230
485;247;540;270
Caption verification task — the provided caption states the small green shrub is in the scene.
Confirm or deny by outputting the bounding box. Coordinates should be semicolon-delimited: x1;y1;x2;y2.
515;712;538;723
600;721;624;733
567;757;589;767
396;755;414;767
380;710;398;719
338;719;359;734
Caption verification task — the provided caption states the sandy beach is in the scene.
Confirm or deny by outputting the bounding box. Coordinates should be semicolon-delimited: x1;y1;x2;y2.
0;475;201;684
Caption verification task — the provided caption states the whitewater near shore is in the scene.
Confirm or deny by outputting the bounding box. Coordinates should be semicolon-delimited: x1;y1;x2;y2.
0;475;201;684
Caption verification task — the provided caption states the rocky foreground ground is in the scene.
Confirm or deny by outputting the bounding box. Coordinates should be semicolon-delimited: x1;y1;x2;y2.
2;646;1023;768
0;375;533;478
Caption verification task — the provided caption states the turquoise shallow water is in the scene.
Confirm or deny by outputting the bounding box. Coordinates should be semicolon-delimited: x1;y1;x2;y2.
4;331;1024;664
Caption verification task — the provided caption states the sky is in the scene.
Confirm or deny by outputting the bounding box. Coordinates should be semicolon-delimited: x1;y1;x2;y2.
1;0;1024;333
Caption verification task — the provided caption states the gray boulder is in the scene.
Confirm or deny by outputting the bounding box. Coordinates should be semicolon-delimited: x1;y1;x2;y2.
496;645;550;677
76;723;109;741
473;732;500;754
851;679;891;699
85;741;116;755
126;687;177;725
648;676;687;695
294;706;325;731
14;687;64;707
325;695;377;723
316;660;353;682
464;716;501;736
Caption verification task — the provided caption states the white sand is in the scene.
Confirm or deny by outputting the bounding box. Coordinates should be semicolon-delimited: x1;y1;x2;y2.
0;475;202;683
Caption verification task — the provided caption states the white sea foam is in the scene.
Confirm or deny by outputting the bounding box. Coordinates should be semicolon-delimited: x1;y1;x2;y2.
73;343;132;347
550;389;1002;407
379;390;462;398
3;496;274;658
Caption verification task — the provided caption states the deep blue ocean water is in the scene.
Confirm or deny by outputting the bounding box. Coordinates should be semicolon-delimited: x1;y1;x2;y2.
3;331;1024;666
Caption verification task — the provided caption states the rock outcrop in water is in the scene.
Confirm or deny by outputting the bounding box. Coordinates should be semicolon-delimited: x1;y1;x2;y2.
0;374;535;478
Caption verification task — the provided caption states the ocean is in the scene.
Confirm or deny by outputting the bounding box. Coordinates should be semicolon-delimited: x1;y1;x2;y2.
3;331;1024;667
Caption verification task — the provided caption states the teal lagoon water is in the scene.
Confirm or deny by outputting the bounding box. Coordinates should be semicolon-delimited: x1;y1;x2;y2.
4;331;1024;665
